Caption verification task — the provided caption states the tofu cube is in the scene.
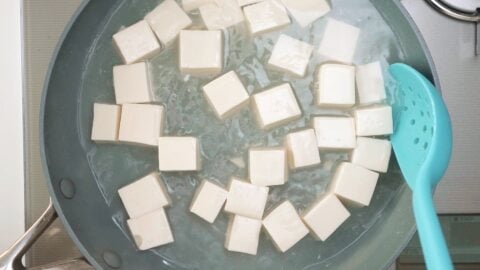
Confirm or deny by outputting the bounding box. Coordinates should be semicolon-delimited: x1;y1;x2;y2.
302;193;350;241
285;129;321;169
145;0;192;45
280;0;330;27
315;64;356;108
351;137;391;173
268;34;314;77
127;208;174;250
252;83;302;130
249;147;288;186
262;201;309;252
354;105;393;136
118;104;164;146
224;178;269;219
202;71;250;119
318;18;360;64
189;180;228;223
179;30;223;76
244;1;291;36
113;20;161;64
158;137;201;171
331;162;379;207
182;0;216;12
118;172;171;219
312;117;356;150
356;61;387;104
237;0;262;6
113;62;153;104
199;0;244;30
225;215;262;255
91;103;121;142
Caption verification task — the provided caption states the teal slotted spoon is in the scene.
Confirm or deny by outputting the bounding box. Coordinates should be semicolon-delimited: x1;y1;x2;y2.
389;63;453;270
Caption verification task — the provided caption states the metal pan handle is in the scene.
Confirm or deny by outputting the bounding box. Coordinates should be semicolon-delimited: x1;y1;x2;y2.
0;202;57;270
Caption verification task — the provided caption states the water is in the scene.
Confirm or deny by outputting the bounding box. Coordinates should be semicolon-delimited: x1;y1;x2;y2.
77;0;406;269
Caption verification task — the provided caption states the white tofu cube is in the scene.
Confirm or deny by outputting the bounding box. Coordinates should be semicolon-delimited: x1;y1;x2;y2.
113;20;161;64
127;208;174;250
318;18;360;64
285;129;321;169
262;201;309;252
354;105;393;136
268;34;314;77
252;83;302;130
158;137;201;171
224;178;269;219
356;61;387;104
244;1;291;36
302;193;350;241
280;0;330;27
315;64;356;108
202;71;250;119
145;0;192;45
249;147;288;186
312;117;356;150
118;172;171;219
182;0;216;12
91;103;121;142
331;162;379;207
118;104;164;147
237;0;262;6
225;215;262;255
179;30;223;76
199;0;244;30
189;180;228;223
113;62;153;104
351;137;391;173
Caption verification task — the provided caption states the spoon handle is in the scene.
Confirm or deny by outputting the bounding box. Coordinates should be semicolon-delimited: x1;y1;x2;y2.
413;178;453;270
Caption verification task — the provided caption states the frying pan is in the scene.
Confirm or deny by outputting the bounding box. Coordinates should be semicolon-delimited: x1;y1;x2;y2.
1;0;440;269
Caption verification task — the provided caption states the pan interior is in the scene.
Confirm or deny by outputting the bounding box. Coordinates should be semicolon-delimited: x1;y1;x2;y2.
74;0;406;269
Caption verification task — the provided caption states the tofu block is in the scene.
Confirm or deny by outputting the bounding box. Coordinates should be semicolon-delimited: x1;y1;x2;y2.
331;162;379;207
280;0;330;27
158;137;201;171
199;0;244;30
91;103;121;142
262;201;309;252
252;83;302;130
118;172;171;219
145;0;192;45
354;105;393;136
113;62;153;104
351;137;391;173
224;178;269;219
249;147;288;186
302;193;350;241
189;180;228;223
268;34;314;77
244;1;291;36
356;61;386;104
225;215;262;255
127;208;174;250
237;0;262;6
315;64;356;108
118;104;164;146
113;20;161;64
202;71;250;119
312;117;356;150
179;30;223;76
182;0;216;12
318;18;360;64
285;129;321;169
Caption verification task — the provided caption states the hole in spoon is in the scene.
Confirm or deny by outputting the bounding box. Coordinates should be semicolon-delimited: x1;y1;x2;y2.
414;138;420;144
423;125;427;133
410;119;416;125
423;142;429;150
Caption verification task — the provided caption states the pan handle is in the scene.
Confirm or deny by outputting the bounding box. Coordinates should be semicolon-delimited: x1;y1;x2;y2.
0;201;57;270
424;0;480;22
